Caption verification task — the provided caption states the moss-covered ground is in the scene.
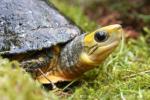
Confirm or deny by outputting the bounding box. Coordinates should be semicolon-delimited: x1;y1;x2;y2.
0;0;150;100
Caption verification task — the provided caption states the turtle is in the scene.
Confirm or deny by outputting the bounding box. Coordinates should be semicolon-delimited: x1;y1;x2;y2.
0;0;123;84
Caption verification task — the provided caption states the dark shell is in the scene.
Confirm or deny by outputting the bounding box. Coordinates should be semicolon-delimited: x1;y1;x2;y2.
0;0;82;54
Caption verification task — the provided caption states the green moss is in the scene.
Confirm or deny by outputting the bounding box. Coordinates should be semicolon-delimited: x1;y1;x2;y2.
0;58;57;100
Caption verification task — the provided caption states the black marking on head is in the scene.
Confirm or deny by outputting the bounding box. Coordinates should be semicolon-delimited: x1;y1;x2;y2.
88;44;99;55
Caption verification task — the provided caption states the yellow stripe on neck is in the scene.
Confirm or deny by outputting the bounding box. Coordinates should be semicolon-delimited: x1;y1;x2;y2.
80;52;98;66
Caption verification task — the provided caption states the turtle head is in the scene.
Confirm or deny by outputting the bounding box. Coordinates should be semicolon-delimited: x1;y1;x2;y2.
80;24;123;66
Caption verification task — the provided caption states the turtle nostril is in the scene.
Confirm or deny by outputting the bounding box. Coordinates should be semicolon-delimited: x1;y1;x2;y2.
94;31;108;42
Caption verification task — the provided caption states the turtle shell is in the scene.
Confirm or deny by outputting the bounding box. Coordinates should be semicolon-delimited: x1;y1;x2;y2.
0;0;82;55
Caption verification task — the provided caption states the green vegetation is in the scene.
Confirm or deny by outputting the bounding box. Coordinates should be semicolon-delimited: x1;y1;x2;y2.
0;58;57;100
0;0;149;100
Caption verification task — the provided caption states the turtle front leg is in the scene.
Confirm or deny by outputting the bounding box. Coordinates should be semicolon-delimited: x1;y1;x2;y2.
21;57;49;72
20;56;57;89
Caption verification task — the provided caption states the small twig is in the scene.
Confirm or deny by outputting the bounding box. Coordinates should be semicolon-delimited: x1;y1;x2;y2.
63;79;78;91
37;68;56;89
122;70;150;80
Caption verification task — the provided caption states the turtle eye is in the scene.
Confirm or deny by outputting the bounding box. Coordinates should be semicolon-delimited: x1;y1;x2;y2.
94;31;108;42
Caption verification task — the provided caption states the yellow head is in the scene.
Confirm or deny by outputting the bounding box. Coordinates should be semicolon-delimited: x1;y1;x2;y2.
80;24;123;66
